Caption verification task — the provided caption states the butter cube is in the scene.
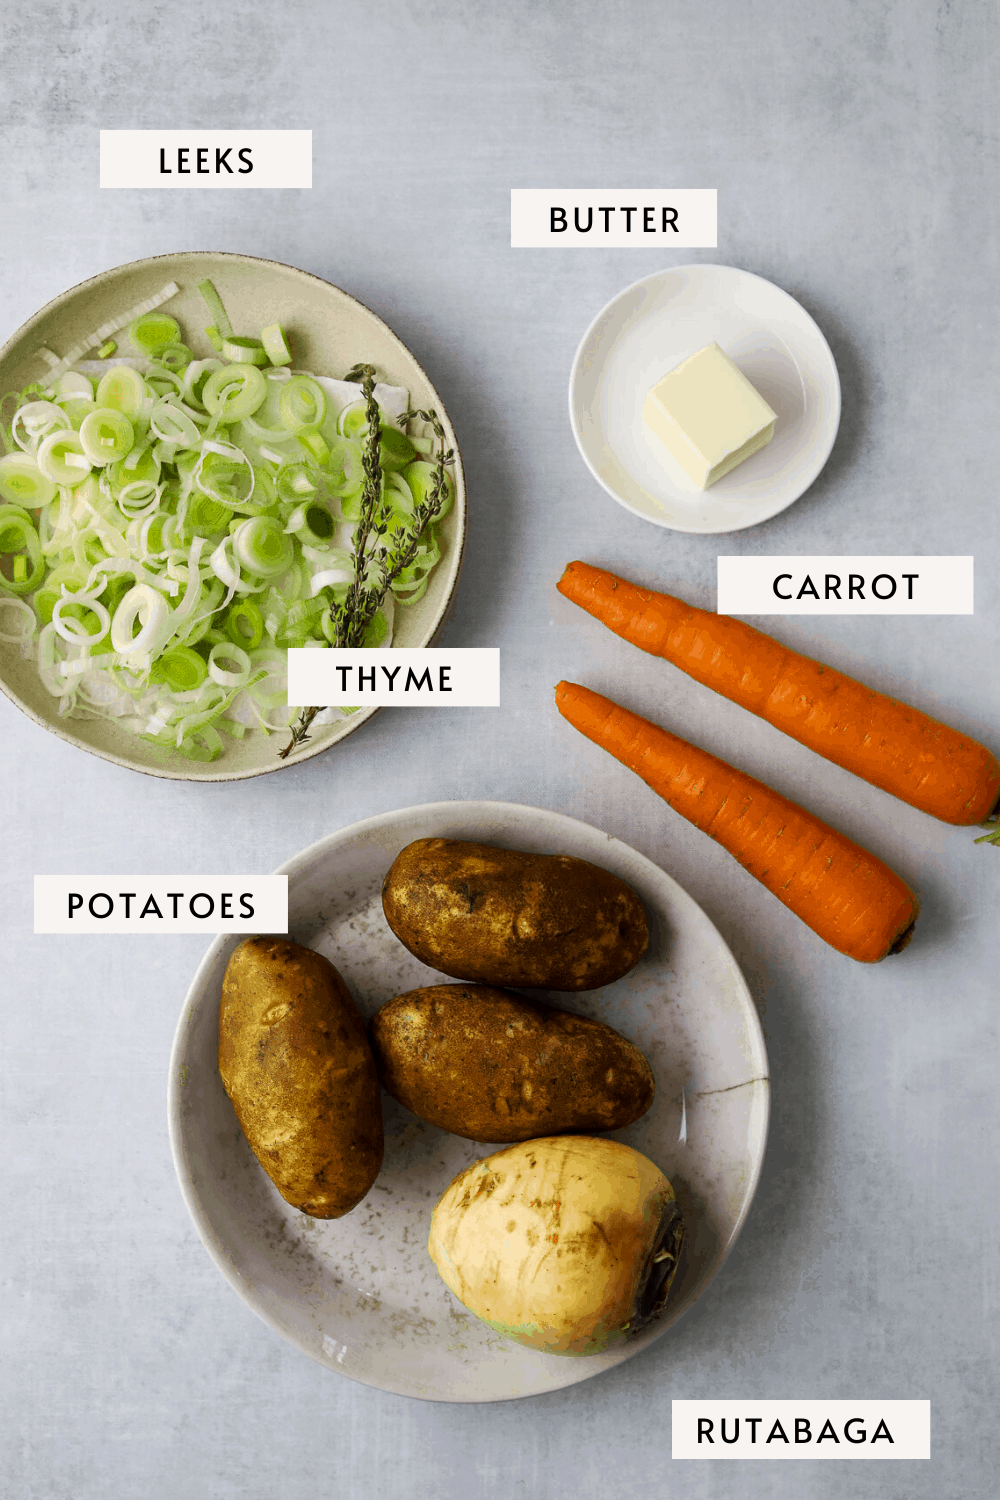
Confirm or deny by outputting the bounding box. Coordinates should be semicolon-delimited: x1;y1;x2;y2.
642;342;777;489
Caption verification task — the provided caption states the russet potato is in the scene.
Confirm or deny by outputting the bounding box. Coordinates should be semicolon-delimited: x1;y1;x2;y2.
381;838;649;991
428;1136;684;1355
370;983;654;1142
218;936;383;1218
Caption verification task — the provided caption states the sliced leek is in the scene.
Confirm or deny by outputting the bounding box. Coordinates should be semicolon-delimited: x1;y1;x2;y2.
197;279;233;340
223;336;268;366
95;365;147;418
128;312;182;356
261;323;292;366
1;289;442;762
79;409;135;466
202;364;267;425
37;431;92;486
0;454;56;507
278;376;326;433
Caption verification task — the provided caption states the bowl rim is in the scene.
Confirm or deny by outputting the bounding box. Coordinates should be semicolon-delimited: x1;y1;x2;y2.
0;251;467;781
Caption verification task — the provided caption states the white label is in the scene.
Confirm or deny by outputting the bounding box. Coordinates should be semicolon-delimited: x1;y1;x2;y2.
34;876;288;934
100;131;312;189
672;1401;930;1460
717;556;973;615
510;189;717;247
286;648;500;707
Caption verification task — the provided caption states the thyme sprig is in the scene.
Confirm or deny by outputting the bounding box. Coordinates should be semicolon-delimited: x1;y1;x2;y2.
335;365;392;649
279;702;322;757
279;371;453;761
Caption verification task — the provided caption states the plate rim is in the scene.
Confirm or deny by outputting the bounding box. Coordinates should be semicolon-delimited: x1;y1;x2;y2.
567;261;842;535
167;798;771;1402
0;251;467;781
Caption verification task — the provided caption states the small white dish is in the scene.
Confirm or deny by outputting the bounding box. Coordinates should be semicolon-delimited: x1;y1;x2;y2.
169;800;769;1402
569;263;841;534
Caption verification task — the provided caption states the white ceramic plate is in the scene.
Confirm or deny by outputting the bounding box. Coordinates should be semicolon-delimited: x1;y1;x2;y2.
569;263;841;534
169;801;769;1402
0;252;466;781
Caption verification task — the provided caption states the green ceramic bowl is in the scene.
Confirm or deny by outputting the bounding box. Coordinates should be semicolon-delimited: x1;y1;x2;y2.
0;252;466;780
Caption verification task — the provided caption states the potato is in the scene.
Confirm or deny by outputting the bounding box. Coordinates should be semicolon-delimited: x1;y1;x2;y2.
381;838;649;990
428;1136;684;1355
218;936;383;1218
370;983;654;1141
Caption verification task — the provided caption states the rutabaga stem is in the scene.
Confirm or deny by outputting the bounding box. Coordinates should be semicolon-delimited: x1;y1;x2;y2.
974;793;1000;844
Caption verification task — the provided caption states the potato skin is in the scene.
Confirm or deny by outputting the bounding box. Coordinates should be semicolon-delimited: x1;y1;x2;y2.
381;839;649;991
218;936;383;1218
370;984;654;1142
428;1136;684;1355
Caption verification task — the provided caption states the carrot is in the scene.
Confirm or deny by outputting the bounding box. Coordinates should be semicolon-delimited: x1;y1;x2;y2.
557;561;1000;827
555;681;919;963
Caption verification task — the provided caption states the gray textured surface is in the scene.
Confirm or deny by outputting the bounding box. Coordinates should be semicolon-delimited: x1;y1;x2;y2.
2;2;998;1497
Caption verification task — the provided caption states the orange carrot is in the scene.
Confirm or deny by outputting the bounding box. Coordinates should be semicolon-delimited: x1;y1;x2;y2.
557;561;1000;827
555;681;919;963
